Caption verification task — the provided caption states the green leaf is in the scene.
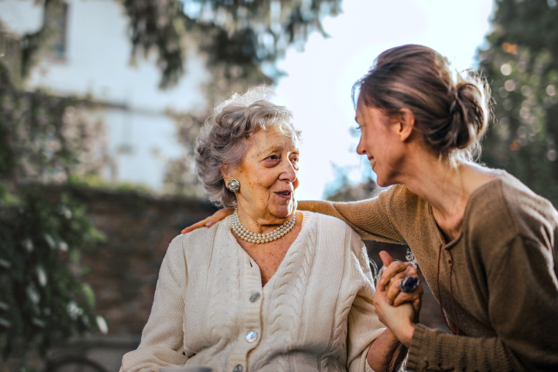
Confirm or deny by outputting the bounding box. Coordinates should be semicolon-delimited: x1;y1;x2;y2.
43;234;56;249
0;317;11;328
81;283;95;309
36;265;47;287
26;284;40;305
23;238;33;252
69;249;80;265
79;266;92;276
96;315;108;334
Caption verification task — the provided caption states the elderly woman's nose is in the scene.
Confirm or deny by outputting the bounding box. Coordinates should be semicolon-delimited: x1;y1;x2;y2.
280;159;297;181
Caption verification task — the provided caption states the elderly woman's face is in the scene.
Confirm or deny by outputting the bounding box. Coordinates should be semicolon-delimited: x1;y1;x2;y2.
231;126;299;221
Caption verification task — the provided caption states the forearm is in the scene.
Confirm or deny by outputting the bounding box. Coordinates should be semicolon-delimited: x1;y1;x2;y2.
298;199;405;244
298;200;342;216
407;324;523;372
298;200;370;237
367;329;407;372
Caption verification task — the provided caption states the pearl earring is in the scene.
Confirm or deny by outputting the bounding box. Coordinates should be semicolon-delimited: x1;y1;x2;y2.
227;178;240;192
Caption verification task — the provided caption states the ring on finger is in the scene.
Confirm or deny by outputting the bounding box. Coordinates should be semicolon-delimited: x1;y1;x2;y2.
400;276;420;293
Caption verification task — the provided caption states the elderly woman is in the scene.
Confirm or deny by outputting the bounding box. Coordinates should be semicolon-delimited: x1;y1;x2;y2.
120;87;421;372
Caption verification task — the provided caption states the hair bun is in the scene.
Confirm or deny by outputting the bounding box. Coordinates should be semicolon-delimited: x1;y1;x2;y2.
447;80;488;152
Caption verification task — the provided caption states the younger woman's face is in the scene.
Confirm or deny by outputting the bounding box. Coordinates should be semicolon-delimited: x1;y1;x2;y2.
355;99;406;187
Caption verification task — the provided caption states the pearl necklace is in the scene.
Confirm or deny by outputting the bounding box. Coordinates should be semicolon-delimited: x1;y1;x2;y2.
232;208;296;244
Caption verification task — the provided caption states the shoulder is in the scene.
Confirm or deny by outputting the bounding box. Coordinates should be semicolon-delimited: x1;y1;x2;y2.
384;184;430;232
465;172;558;253
303;211;365;253
499;173;557;229
340;184;425;221
305;210;360;237
366;184;422;209
375;185;428;224
181;219;225;244
163;233;187;260
173;219;228;258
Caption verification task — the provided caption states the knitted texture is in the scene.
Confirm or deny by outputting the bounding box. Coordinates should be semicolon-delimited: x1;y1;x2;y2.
121;212;386;372
300;171;558;371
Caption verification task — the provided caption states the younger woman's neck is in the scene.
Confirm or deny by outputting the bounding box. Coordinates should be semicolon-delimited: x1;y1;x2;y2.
397;153;499;240
405;158;467;214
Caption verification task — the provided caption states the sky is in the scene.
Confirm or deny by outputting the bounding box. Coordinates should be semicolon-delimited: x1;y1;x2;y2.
273;0;495;201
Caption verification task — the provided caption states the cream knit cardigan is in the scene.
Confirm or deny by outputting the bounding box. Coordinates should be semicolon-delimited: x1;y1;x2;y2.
120;211;385;372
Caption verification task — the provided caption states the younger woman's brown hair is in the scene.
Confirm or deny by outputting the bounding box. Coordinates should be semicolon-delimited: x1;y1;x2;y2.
353;44;491;164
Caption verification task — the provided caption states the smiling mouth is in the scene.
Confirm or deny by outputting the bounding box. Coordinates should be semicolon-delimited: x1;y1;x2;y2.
275;190;293;199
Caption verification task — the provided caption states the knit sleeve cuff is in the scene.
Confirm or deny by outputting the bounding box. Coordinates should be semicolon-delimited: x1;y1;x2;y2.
406;323;432;371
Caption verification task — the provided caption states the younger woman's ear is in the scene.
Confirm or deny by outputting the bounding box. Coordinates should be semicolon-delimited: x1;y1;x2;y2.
397;108;415;142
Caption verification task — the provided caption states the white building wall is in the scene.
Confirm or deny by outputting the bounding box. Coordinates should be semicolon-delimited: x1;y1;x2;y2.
0;0;210;190
0;0;43;34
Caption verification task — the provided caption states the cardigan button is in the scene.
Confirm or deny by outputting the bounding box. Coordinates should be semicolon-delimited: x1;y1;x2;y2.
246;331;258;343
232;364;243;372
249;292;261;302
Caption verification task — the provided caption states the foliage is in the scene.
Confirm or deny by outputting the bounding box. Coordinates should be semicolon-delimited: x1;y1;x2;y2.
19;0;343;89
69;174;156;196
478;0;558;205
122;0;342;88
0;56;106;365
0;185;105;364
0;62;108;184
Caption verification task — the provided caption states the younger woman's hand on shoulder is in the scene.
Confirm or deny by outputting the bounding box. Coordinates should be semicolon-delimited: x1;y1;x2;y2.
181;208;234;234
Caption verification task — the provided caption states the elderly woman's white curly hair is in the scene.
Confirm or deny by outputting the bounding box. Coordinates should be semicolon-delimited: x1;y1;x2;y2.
195;86;302;208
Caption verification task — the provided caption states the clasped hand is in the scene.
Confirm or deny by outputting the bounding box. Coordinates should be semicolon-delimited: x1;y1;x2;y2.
374;251;423;348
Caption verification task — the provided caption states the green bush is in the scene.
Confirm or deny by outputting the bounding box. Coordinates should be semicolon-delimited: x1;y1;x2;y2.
0;185;105;362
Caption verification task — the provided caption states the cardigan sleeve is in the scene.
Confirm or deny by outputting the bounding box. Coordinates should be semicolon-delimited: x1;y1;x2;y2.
298;186;406;244
344;227;393;372
120;235;188;372
406;234;558;371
